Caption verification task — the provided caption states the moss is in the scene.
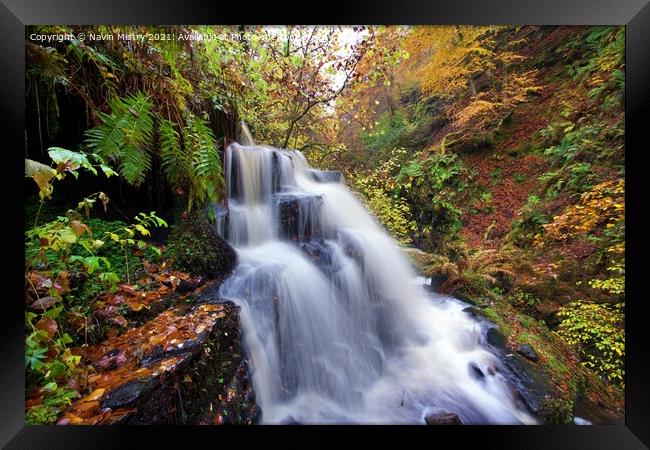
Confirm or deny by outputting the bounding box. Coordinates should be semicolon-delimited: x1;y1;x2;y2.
516;332;541;346
168;210;237;279
444;131;494;154
540;397;574;424
516;314;535;328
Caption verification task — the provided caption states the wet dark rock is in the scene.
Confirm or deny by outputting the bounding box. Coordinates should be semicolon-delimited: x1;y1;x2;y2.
463;306;479;318
309;169;341;183
486;327;507;349
430;274;448;292
140;329;208;367
280;415;302;425
339;231;365;267
69;303;259;425
169;210;237;279
177;276;205;294
101;377;156;409
274;193;323;242
517;343;539;362
424;412;463;425
299;239;339;276
498;352;556;417
469;362;485;380
454;292;477;306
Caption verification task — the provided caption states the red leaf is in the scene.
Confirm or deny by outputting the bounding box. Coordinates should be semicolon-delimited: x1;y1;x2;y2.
36;317;58;338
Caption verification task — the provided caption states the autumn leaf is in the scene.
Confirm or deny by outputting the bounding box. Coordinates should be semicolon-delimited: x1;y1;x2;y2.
70;220;91;236
30;296;58;311
85;388;106;402
36;317;58;339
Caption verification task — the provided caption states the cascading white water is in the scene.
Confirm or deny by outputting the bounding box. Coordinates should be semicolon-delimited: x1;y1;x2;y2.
215;142;536;424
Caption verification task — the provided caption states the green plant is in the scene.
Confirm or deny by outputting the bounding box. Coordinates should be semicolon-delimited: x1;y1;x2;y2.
103;212;167;284
490;167;502;185
428;249;513;297
513;291;541;308
160;114;225;211
25;147;116;227
588;260;624;296
508;195;549;246
85;92;154;186
540;398;574;424
556;300;624;387
512;172;527;183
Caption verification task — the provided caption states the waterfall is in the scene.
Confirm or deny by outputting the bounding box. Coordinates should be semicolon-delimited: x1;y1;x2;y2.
238;120;256;146
214;142;536;424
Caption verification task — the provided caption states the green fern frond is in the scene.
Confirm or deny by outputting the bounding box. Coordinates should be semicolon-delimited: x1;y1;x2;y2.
159;119;190;187
84;92;154;186
183;115;224;206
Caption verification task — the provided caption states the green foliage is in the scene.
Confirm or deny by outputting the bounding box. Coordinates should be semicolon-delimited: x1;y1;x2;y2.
85;92;154;186
348;148;418;244
512;172;527;183
557;301;624;387
540;398;574;424
509;195;549;247
102;211;167;284
25;385;79;425
182;115;224;210
588;260;624;296
427;249;513;297
565;26;624;108
490;167;502;185
361;111;415;155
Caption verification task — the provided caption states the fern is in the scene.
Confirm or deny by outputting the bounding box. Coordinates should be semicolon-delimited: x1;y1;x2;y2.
183;115;224;209
85;92;154;186
159;119;190;187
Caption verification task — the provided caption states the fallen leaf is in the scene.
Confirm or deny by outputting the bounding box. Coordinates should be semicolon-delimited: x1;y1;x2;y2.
30;296;58;311
85;388;106;402
111;315;128;328
36;317;58;338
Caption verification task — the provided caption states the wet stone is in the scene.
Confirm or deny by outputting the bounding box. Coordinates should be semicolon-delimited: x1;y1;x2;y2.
308;169;341;183
101;377;156;409
469;362;485;380
517;343;539;362
486;327;507;349
274;193;323;242
430;274;448;292
424;412;463;425
299;239;340;276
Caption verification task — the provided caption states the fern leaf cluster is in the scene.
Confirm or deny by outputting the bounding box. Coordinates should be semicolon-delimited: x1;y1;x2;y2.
84;92;154;186
85;92;224;210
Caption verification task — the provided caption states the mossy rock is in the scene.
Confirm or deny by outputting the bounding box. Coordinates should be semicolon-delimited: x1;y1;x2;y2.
443;131;494;154
169;211;237;279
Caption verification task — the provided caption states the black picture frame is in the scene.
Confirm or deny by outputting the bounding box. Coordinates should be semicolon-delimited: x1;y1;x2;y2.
2;0;648;448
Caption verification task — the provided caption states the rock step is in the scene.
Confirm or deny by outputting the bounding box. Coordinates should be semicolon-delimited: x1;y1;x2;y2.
274;193;324;242
308;169;341;183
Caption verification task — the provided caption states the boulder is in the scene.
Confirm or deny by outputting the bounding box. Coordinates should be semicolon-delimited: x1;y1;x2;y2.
486;327;507;349
274;193;323;242
517;343;539;362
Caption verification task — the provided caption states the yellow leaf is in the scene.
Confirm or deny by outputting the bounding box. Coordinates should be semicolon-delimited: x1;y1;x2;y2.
85;388;106;402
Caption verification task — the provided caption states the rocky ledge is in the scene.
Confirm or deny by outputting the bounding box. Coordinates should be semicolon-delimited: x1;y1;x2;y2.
57;301;259;425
